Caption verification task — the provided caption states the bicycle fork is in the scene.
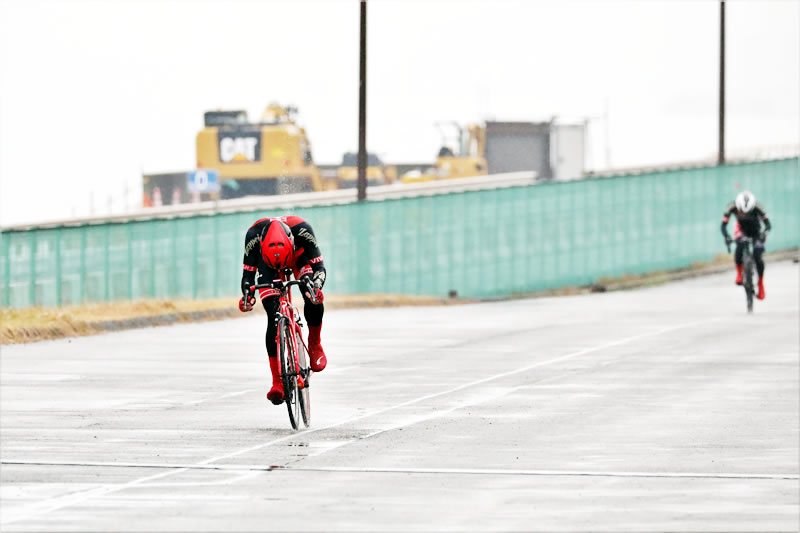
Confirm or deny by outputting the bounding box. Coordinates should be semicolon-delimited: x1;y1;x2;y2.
293;311;310;384
276;313;305;389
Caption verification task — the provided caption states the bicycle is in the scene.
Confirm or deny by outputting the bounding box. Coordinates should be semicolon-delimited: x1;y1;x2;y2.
244;272;314;430
728;236;756;313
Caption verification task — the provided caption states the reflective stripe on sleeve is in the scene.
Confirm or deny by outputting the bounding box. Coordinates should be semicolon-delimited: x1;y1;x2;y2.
258;288;280;300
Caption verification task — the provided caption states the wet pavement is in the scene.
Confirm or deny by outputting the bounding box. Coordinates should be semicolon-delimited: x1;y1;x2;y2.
1;261;798;531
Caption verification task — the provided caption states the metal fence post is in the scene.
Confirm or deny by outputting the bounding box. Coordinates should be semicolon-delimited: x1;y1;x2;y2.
55;228;62;306
624;175;632;271
445;194;453;296
383;202;391;293
3;232;11;307
525;186;532;288
79;228;87;304
104;225;111;302
171;221;179;299
568;183;576;283
150;222;156;298
213;215;220;298
192;217;199;299
28;231;35;306
127;224;134;299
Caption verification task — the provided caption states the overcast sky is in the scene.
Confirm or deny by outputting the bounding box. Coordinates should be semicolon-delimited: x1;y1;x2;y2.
1;0;798;226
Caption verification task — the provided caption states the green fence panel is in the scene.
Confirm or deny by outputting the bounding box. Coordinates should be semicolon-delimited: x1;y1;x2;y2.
1;158;798;308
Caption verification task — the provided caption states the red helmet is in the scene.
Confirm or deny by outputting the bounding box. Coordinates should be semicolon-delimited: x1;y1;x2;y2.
261;220;295;270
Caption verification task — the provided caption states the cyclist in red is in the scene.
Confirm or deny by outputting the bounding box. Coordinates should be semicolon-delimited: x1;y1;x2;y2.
238;216;327;405
721;190;771;300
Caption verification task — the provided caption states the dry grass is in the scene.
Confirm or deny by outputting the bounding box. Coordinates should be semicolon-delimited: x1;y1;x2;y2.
593;253;731;287
0;294;465;345
3;250;794;345
1;298;231;329
0;298;234;344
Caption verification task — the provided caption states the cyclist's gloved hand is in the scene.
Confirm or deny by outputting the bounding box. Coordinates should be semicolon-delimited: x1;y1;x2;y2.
301;274;324;304
239;293;256;312
724;235;732;246
759;231;768;243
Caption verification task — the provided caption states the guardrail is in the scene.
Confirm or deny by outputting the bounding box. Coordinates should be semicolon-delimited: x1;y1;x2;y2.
0;171;536;231
2;160;798;308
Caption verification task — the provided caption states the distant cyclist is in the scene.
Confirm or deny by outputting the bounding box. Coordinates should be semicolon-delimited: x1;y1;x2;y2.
238;216;327;405
721;190;771;300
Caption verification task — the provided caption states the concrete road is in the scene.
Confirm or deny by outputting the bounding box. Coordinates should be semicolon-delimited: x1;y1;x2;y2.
1;262;798;532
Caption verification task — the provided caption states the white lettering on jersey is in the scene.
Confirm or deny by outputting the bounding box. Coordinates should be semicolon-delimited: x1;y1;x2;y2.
298;227;318;247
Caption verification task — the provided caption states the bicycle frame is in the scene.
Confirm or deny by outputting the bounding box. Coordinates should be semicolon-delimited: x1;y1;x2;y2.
276;276;307;379
247;270;312;428
738;237;756;313
250;274;306;382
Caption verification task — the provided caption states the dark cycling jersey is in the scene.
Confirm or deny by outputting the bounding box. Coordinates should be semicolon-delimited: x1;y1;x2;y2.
241;215;326;297
721;202;771;240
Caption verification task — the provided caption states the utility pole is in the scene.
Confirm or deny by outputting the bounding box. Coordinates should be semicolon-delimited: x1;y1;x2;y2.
718;0;726;165
357;0;368;201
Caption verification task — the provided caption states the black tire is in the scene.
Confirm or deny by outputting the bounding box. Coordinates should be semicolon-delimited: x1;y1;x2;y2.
744;256;754;313
295;329;311;427
278;319;300;430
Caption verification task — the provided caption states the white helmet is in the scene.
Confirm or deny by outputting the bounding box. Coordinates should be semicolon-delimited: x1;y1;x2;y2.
735;190;756;213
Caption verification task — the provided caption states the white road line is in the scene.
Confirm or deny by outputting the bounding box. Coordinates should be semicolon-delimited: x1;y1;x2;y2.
0;318;720;526
271;465;800;481
138;471;261;489
300;386;525;460
182;388;257;406
1;468;192;525
4;460;796;481
219;388;257;398
361;386;522;439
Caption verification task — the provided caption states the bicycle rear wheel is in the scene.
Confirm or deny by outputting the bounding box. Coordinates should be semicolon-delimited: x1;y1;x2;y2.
295;329;311;427
278;320;300;430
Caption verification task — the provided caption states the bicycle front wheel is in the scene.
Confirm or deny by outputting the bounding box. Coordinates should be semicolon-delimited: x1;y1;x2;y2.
744;257;754;313
295;329;311;427
278;319;300;430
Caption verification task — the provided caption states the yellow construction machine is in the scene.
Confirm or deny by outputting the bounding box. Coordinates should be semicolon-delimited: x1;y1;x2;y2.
335;152;397;189
401;123;488;183
195;103;324;198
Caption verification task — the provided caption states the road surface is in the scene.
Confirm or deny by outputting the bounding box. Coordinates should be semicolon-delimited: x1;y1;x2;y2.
1;261;798;531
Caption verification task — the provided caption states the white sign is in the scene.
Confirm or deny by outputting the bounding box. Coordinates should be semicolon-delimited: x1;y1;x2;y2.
188;170;220;193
